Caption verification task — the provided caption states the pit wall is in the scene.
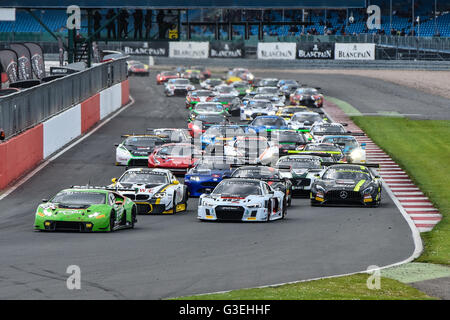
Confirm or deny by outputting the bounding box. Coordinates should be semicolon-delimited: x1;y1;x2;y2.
0;79;130;189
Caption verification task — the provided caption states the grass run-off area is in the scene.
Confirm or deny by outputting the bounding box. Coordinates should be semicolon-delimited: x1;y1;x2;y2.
173;274;434;300
352;116;450;265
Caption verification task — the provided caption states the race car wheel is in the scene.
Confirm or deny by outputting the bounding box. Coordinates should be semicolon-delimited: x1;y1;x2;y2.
182;189;189;212
266;201;272;222
288;191;292;207
172;193;177;214
109;210;116;232
282;197;287;218
130;205;136;228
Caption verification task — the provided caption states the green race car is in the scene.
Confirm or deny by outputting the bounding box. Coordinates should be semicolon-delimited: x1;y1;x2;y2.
34;187;137;232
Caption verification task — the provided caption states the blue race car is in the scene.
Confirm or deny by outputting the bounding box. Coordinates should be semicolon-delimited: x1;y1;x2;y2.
200;124;245;150
246;115;289;134
185;156;242;196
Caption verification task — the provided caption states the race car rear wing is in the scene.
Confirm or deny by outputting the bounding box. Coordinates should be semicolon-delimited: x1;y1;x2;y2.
312;132;366;136
321;162;380;168
121;134;169;139
287;150;342;156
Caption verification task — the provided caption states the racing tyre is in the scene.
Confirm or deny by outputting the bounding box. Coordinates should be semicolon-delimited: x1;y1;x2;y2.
109;210;116;232
172;193;177;214
266;201;272;222
130;206;137;228
282;197;287;219
288;191;292;207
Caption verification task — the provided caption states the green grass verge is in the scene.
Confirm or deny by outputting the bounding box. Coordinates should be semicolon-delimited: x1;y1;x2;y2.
173;274;435;300
352;116;450;265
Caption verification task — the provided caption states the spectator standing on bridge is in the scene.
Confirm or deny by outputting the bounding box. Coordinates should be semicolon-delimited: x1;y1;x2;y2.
106;9;116;39
157;10;165;39
144;10;153;39
118;9;129;39
93;11;102;37
133;9;143;39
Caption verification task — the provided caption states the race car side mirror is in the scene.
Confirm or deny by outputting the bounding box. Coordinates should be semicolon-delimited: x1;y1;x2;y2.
111;178;117;183
172;180;179;185
114;143;119;147
314;174;320;178
42;199;49;203
115;200;124;205
0;129;5;141
375;175;381;179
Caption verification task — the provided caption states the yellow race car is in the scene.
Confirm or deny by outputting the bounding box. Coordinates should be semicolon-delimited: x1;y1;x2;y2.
276;105;310;121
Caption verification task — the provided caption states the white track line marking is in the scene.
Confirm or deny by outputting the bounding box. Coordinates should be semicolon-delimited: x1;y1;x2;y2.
0;96;135;201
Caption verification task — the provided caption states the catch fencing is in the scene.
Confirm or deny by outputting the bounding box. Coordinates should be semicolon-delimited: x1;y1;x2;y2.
0;57;127;139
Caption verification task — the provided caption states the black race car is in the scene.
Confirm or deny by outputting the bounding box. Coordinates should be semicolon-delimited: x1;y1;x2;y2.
271;129;311;156
230;165;293;206
310;164;382;207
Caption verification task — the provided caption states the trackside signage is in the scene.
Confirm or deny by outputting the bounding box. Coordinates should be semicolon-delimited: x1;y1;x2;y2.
334;43;375;60
123;42;169;56
297;42;334;59
257;42;296;60
210;41;245;58
169;42;209;59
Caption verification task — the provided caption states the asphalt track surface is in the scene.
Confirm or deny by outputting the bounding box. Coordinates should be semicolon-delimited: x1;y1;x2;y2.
0;74;416;299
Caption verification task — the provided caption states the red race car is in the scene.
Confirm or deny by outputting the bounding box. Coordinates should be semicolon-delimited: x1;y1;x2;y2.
156;70;179;85
148;143;203;174
187;114;229;138
289;87;324;108
185;90;216;108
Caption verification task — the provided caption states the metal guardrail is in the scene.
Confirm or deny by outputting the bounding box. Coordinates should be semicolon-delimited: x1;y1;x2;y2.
0;57;127;140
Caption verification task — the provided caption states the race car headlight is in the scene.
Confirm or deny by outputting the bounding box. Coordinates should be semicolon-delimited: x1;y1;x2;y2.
247;203;261;208
190;176;201;182
88;212;105;219
117;147;131;157
362;186;374;194
154;193;166;198
43;208;53;216
247;74;254;80
200;199;214;207
245;89;252;93
350;149;364;159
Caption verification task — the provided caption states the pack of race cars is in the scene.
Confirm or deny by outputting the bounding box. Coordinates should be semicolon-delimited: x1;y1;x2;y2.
34;66;382;232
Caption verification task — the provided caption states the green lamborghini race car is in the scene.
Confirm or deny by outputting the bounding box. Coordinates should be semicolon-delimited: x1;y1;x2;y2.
34;187;137;232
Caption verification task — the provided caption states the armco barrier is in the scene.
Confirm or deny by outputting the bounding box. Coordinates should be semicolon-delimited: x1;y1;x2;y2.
0;124;43;189
0;80;130;190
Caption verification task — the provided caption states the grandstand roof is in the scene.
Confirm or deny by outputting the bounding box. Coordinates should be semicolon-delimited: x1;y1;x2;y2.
0;0;366;9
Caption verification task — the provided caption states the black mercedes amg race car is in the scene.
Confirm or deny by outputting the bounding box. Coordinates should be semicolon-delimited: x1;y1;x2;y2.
310;164;381;207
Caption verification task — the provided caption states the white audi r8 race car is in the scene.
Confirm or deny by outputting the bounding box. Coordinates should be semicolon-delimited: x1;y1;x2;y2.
198;178;286;222
109;168;188;215
240;99;276;121
164;78;196;96
223;136;279;165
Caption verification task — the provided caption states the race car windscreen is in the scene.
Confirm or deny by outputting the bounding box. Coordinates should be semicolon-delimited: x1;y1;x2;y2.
281;107;307;114
207;79;223;86
212;180;262;197
247;101;272;109
119;172;168;184
205;126;244;136
170;79;189;85
196;114;227;124
251;117;285;127
150;129;186;143
259;79;278;87
291;113;322;123
213;96;236;103
278;157;321;169
295;88;319;95
280;80;298;86
124;137;164;147
274;131;306;144
323;169;370;181
304;144;342;152
52;191;106;205
194;103;223;113
312;124;346;133
217;86;233;93
192;91;213;97
322;137;359;149
254;95;281;102
232;167;280;179
162;71;178;76
257;87;279;95
194;161;231;171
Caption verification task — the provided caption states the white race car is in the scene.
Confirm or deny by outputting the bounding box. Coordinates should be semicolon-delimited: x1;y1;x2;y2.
319;135;366;163
288;111;326;130
109;168;188;214
224;136;279;165
253;94;286;108
240;99;276;121
198;178;286;222
164;78;195;96
276;155;324;195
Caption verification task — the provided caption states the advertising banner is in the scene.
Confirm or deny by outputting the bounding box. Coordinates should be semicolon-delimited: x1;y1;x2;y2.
24;42;46;79
10;43;32;80
169;42;209;59
334;43;375;60
0;49;18;83
210;41;245;58
297;42;334;59
257;42;296;60
123;42;169;56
